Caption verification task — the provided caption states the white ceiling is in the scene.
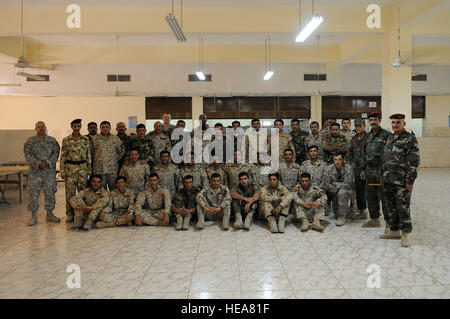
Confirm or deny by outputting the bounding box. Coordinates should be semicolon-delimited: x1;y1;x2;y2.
0;0;397;8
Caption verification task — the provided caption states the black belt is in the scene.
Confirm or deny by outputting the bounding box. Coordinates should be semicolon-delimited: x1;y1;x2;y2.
65;160;86;165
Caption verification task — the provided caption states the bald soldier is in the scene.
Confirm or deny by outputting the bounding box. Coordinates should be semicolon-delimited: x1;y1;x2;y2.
116;121;131;169
60;119;92;223
380;114;420;248
24;121;61;226
161;113;176;141
147;121;172;167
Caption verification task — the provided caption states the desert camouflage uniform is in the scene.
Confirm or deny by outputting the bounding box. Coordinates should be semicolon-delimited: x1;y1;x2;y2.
322;134;349;165
363;127;391;220
99;187;135;227
69;186;109;224
147;132;172;167
92;134;125;190
125;135;155;168
291;130;309;165
196;185;232;225
119;161;150;196
60;134;91;218
299;159;327;187
153;163;179;198
24;135;60;214
305;132;324;160
177;164;208;191
322;163;355;217
260;184;293;219
348;132;367;211
205;164;228;186
117;132;132;169
134;185;171;226
293;185;327;222
381;129;420;233
224;163;256;190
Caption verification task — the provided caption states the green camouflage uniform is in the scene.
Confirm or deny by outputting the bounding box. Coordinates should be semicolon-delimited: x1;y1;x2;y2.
173;187;198;225
231;182;260;220
147;132;172;167
348;132;367;210
125;135;156;168
381;129;420;233
60;134;92;218
92;134;125;190
291;130;309;165
134;185;171;226
24;135;60;214
162;124;176;142
322;134;349;165
363;127;391;220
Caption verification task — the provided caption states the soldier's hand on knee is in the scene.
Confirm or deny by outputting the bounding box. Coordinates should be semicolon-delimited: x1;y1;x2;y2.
135;214;142;226
405;184;413;192
98;211;105;221
162;213;169;226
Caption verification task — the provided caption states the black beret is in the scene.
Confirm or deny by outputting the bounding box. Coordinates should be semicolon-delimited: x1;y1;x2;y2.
389;113;406;120
71;119;82;125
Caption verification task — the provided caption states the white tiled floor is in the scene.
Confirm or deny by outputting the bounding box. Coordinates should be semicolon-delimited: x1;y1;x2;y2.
0;168;449;299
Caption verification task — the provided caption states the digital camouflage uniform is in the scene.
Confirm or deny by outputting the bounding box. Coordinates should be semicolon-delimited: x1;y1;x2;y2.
253;164;271;190
205;164;228;187
322;163;355;218
24;135;60;215
363;127;391;220
147;132;172;167
119;161;150;196
224;163;256;190
231;182;260;229
69;186;109;225
60;134;91;219
299;159;327;187
134;185;171;226
348;132;368;210
291;130;309;165
322;134;349;165
125;135;156;169
117;133;132;169
173;187;198;230
305;132;324;160
293;185;327;222
153;163;179;199
381;129;420;233
97;187;135;228
196;185;232;229
177;164;208;191
278;161;301;189
92;134;125;190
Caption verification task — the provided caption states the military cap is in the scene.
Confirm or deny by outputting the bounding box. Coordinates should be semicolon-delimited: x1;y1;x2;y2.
354;118;365;126
389;113;406;120
368;111;381;119
70;119;82;125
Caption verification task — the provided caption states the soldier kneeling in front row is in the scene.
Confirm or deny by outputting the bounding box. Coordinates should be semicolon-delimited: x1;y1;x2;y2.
260;173;293;233
293;173;326;232
230;172;260;230
70;174;109;231
96;176;134;228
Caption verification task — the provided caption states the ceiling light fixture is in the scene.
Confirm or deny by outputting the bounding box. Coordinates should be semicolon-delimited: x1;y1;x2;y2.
16;71;45;81
196;37;206;80
264;35;274;80
295;0;323;43
392;3;404;67
165;0;186;42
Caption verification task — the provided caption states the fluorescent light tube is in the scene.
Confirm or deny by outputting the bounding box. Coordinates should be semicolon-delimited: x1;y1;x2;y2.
165;13;186;42
196;71;206;80
295;15;323;43
0;83;21;87
16;71;46;81
263;70;274;80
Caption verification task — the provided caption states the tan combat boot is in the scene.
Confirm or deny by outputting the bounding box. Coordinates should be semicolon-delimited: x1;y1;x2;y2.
267;216;278;233
182;215;191;230
233;213;243;229
46;211;61;223
379;230;401;239
196;212;205;229
300;218;310;232
277;216;286;233
243;213;253;230
336;216;346;226
82;218;94;231
352;209;368;220
28;213;38;226
175;214;183;230
401;232;411;247
222;213;230;231
135;214;143;226
311;218;324;232
362;218;381;228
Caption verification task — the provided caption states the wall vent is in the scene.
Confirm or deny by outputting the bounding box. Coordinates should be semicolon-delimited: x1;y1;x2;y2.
188;74;212;82
304;74;327;81
107;74;131;82
26;74;49;81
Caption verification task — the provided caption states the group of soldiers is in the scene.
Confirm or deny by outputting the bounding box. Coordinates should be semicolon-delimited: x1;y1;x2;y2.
23;111;420;247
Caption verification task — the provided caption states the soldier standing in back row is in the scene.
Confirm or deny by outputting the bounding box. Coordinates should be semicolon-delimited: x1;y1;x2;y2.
322;123;349;165
125;123;156;170
360;112;391;230
24;121;61;226
178;153;209;191
147;121;172;167
379;114;420;248
60;119;92;223
290;119;309;165
153;150;179;199
91;121;125;190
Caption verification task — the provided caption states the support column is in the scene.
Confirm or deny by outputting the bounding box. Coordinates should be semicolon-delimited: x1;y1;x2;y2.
381;6;412;131
310;95;322;128
191;96;203;129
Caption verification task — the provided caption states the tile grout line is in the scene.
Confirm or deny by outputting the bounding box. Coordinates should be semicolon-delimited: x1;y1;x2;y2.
269;229;296;298
186;228;203;299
